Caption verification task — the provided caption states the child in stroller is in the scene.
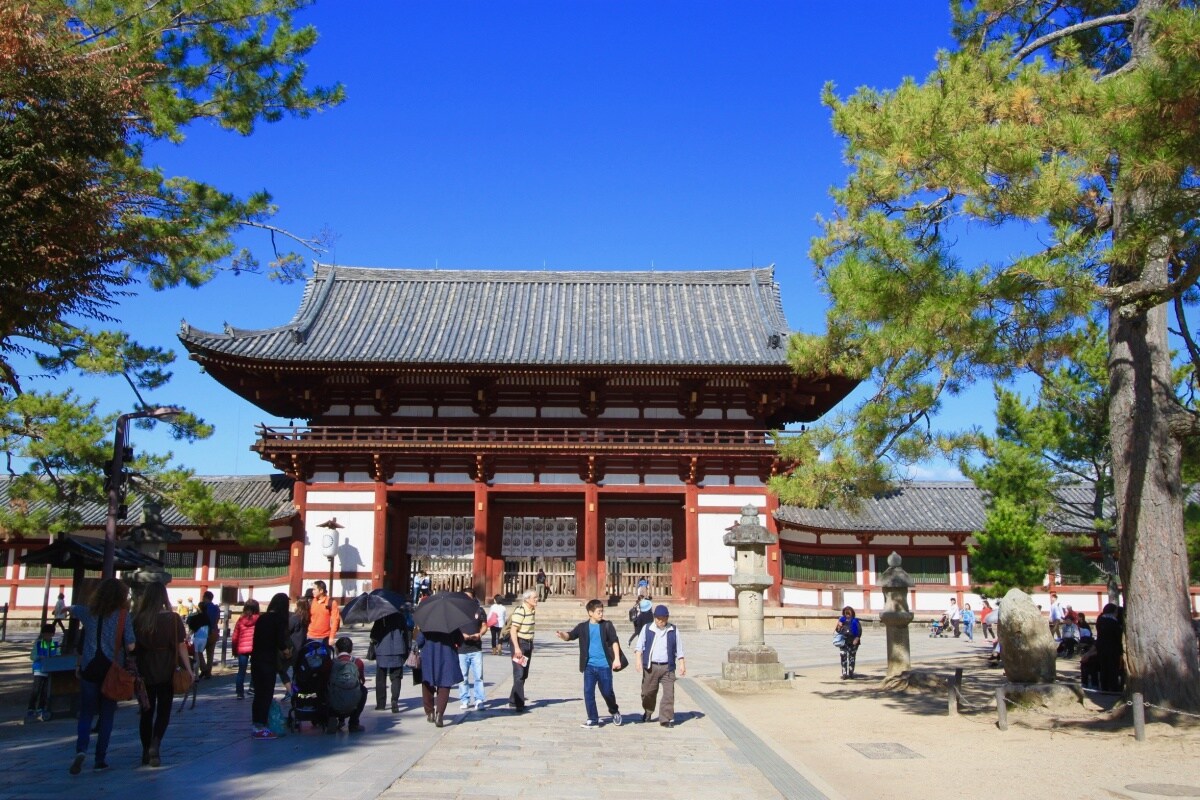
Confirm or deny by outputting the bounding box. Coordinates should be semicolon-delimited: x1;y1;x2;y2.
929;614;951;637
287;640;333;731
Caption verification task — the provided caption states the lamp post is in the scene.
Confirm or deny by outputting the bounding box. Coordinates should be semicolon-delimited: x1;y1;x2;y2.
102;406;182;579
318;517;344;600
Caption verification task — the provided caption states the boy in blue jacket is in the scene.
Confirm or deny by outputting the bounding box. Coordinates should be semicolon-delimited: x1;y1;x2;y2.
26;624;58;723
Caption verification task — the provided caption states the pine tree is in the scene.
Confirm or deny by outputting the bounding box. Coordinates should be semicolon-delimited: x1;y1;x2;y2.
775;1;1200;709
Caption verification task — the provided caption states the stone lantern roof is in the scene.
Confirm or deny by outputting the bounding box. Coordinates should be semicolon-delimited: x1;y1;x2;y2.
723;504;777;546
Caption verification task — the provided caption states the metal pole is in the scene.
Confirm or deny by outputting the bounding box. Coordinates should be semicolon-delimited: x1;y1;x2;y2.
102;414;131;580
328;557;336;602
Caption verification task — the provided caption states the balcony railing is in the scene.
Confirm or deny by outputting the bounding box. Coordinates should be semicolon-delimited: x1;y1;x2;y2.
255;425;792;454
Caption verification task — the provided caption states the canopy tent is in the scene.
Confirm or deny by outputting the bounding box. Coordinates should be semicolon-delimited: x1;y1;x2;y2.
18;536;162;652
18;535;162;571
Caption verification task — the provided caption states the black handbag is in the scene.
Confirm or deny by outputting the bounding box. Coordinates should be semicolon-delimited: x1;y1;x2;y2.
366;641;377;661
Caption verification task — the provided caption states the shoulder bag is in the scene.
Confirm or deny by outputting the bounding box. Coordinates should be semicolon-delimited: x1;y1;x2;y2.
172;616;194;695
100;610;136;702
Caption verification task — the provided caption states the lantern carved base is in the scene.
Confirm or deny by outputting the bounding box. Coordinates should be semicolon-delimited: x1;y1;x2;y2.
716;645;790;691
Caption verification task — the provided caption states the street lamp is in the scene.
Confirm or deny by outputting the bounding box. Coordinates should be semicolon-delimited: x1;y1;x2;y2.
102;406;183;579
318;517;344;599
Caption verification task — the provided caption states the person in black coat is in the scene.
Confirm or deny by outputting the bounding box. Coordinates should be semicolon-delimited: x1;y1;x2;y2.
556;599;625;728
369;611;410;712
250;593;292;739
1095;603;1125;693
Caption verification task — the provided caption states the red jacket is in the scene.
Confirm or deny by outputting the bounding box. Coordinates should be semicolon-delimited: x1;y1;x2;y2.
232;613;259;656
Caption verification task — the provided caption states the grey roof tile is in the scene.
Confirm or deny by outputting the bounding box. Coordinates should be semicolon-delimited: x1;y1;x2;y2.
179;265;793;366
773;481;1108;534
1;475;295;530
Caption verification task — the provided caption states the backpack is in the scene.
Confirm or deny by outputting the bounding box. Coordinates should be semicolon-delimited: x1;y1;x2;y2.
627;604;639;624
327;656;361;714
186;609;209;633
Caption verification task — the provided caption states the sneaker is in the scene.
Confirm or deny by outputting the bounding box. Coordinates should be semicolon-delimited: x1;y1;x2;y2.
69;753;85;775
39;711;51;722
660;720;674;729
252;729;277;740
459;702;470;711
375;704;386;711
93;761;109;771
580;719;600;728
610;711;622;726
641;711;652;723
348;723;366;733
391;705;400;714
473;700;484;710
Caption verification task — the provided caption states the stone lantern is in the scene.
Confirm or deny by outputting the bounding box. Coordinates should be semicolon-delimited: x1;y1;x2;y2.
717;504;788;690
122;500;180;593
878;551;915;683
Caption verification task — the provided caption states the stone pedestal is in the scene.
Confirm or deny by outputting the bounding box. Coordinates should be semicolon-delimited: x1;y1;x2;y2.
715;505;789;691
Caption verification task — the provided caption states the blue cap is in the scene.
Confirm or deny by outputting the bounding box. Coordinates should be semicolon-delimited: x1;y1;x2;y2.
653;604;669;618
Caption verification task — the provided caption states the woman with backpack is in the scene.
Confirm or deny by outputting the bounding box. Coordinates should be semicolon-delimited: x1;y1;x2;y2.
231;599;260;699
835;605;863;680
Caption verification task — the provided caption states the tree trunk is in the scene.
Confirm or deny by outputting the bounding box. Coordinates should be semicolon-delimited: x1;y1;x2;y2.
1108;191;1200;711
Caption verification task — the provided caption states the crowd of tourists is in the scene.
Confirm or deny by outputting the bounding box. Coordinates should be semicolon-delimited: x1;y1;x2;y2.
47;575;688;774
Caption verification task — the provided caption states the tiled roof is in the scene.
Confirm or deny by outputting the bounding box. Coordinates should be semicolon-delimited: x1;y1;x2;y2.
178;265;793;366
773;481;1106;535
1;475;295;530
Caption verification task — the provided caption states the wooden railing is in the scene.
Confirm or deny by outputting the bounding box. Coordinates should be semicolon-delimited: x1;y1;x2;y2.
255;424;789;454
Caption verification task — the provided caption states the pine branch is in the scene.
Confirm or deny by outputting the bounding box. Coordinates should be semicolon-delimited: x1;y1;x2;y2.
1013;12;1135;62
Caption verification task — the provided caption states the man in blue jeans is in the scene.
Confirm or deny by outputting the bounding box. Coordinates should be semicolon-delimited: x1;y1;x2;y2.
457;587;488;711
556;599;625;728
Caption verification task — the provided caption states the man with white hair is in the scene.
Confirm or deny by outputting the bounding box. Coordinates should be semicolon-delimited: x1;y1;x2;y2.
507;589;539;713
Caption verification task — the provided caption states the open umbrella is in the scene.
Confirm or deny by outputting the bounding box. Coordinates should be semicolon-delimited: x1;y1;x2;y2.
411;591;479;634
340;588;409;625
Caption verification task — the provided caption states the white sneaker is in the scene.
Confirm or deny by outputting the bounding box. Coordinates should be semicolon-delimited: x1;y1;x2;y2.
459;702;470;711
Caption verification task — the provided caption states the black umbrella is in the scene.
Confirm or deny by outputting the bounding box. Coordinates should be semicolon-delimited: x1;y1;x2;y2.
341;588;409;625
411;591;479;634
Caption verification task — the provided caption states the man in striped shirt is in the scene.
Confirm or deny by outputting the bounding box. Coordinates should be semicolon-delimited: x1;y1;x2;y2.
507;589;539;712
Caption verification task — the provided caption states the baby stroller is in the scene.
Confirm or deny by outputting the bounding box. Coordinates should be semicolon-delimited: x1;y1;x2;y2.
287;640;332;731
929;614;951;637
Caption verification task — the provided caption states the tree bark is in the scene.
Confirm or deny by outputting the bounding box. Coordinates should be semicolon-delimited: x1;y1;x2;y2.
1108;184;1200;711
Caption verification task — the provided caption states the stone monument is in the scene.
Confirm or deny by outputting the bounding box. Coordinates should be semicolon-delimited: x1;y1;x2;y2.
878;552;915;683
716;505;789;691
122;500;180;592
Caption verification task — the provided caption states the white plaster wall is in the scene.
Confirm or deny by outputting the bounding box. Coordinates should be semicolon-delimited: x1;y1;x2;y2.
306;490;374;506
779;529;819;544
698;513;736;575
542;407;586;419
699;581;735;600
492;473;535;484
494;406;536;417
303;509;374;576
540;473;585;485
644;475;684;485
871;535;911;547
697;494;764;508
782;586;820;605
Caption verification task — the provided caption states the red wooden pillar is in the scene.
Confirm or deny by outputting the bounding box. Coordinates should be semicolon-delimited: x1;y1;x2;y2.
288;481;308;600
681;484;700;604
473;483;490;596
581;484;600;599
765;492;783;607
372;482;387;592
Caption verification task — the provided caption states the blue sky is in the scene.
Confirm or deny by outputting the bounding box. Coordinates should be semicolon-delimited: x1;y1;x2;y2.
41;2;983;478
